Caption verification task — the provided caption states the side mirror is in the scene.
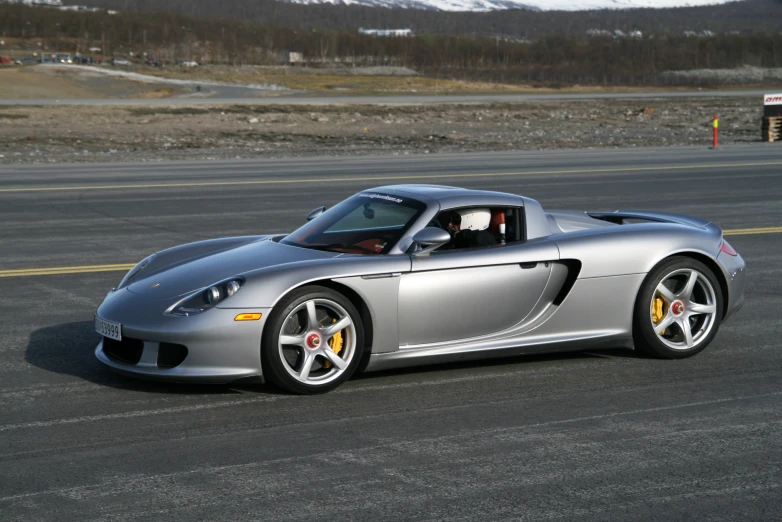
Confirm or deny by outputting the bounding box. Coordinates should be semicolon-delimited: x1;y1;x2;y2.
306;206;326;221
410;227;451;256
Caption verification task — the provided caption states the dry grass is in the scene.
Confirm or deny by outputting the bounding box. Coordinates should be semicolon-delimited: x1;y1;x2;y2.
0;66;183;99
136;66;542;94
134;66;725;95
1;63;766;102
269;74;534;93
0;67;95;98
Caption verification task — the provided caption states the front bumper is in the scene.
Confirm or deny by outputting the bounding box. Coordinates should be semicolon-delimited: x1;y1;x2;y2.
94;289;270;383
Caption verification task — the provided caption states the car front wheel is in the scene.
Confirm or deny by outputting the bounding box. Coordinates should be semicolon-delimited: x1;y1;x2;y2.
633;257;723;359
262;286;364;394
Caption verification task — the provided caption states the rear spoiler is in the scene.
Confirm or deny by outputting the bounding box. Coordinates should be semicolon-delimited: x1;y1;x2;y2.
587;210;715;230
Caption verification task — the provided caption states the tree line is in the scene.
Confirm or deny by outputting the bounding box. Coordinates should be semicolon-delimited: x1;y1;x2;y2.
73;0;782;40
2;3;782;86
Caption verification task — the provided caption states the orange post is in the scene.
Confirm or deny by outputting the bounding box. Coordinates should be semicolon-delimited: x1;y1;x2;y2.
712;114;719;149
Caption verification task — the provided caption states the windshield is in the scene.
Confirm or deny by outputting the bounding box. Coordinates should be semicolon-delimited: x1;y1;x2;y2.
281;192;427;255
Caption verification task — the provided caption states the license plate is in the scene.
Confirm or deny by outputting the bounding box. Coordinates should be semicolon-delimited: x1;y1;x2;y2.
95;315;122;341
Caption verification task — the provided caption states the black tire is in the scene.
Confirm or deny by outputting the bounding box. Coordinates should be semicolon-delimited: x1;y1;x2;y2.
262;285;364;394
633;256;723;359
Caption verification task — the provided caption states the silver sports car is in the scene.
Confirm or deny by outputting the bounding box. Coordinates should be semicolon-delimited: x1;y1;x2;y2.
95;185;745;394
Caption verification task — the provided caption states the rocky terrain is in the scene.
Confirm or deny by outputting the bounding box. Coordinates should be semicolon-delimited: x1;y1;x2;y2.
0;96;767;164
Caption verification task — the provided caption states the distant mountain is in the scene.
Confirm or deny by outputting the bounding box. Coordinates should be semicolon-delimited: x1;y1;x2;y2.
285;0;742;12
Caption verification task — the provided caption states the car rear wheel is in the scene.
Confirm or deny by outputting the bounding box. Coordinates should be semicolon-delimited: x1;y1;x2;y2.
262;286;364;394
633;257;723;359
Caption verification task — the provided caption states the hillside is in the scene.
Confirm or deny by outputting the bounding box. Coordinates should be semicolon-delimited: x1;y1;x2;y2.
70;0;782;38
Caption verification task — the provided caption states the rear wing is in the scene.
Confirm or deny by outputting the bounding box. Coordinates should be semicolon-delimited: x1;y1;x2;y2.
587;210;716;231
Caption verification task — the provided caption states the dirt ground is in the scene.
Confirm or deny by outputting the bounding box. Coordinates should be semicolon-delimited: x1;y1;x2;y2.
0;97;768;164
0;66;184;99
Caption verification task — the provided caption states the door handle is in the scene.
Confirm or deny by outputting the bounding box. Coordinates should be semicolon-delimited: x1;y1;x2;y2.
361;273;401;279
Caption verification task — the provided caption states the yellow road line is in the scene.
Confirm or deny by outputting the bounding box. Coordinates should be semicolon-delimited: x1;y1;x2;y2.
0;263;135;274
0;225;778;278
723;226;782;236
0;264;134;278
2;161;782;193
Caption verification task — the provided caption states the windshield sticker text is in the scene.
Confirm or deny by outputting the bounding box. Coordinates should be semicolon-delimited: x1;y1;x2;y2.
358;193;403;203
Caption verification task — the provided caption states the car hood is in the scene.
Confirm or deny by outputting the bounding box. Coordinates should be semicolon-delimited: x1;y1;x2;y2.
127;238;339;299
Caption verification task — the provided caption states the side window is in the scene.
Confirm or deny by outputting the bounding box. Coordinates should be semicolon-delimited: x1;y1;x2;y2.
433;207;523;252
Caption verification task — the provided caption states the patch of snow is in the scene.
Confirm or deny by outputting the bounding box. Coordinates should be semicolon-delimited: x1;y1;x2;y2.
288;0;741;12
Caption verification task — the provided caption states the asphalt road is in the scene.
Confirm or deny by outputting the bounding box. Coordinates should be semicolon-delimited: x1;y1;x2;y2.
1;145;781;521
0;88;772;106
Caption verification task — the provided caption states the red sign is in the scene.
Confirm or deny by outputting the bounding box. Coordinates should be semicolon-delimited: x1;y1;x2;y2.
764;94;782;106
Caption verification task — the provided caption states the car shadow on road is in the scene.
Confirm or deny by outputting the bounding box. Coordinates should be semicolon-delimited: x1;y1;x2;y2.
24;321;281;396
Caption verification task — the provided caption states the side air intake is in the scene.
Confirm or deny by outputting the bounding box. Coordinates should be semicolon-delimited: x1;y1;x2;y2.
553;260;582;306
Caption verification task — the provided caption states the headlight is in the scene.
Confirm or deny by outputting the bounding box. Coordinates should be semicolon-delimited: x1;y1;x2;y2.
167;277;245;316
117;254;157;289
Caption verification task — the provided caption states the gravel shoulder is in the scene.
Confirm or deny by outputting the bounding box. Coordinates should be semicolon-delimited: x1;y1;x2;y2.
0;96;767;164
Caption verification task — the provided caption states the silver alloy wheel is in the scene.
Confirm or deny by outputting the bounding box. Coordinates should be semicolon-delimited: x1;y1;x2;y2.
650;268;718;350
277;298;357;385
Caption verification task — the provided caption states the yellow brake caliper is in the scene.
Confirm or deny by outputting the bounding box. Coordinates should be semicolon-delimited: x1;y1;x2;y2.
323;318;344;369
652;295;668;335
